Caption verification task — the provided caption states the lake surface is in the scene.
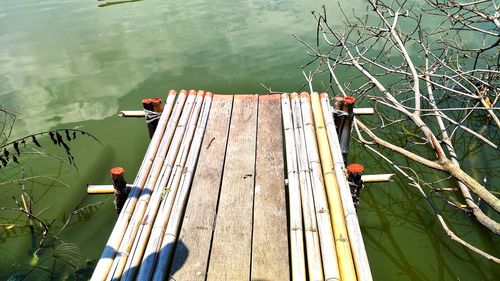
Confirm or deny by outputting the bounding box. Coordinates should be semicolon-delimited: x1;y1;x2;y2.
1;0;498;280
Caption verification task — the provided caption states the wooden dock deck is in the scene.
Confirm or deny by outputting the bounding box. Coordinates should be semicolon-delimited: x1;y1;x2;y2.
91;91;372;281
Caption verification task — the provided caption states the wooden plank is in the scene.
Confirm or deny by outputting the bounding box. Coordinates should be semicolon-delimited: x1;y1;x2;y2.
206;95;258;281
251;95;290;280
169;95;233;280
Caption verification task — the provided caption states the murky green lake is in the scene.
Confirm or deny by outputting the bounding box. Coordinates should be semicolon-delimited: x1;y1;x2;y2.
1;0;498;280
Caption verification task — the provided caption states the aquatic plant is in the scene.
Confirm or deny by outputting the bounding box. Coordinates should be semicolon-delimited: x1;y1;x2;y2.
0;105;104;279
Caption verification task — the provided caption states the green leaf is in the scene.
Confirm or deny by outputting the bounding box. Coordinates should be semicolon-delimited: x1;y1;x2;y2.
5;224;15;230
30;253;39;267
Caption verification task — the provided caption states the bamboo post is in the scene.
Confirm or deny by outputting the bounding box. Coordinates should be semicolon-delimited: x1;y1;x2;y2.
332;96;356;162
308;92;356;281
347;163;365;208
153;97;164;113
111;167;129;214
151;92;213;280
107;91;197;280
339;96;355;162
121;90;205;281
143;98;155;138
333;96;345;134
320;93;373;281
290;93;324;281
142;97;164;139
91;90;178;281
300;93;344;281
281;93;307;281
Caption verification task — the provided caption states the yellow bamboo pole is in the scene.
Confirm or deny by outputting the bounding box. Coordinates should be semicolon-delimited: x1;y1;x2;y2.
281;93;307;281
310;92;357;280
299;93;341;281
320;93;373;281
91;90;178;280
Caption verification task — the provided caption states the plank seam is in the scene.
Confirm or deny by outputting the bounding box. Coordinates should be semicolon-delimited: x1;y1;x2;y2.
249;95;260;280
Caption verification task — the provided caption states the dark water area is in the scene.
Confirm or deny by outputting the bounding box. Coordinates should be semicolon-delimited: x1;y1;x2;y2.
0;0;498;280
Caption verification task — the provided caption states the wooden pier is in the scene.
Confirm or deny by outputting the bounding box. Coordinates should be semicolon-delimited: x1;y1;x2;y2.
90;90;372;281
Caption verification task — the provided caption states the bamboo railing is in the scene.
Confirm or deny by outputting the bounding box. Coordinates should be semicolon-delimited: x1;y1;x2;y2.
281;92;373;281
320;93;373;281
91;90;178;280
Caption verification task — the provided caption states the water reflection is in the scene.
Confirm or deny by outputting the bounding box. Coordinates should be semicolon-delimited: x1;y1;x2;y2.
2;0;351;139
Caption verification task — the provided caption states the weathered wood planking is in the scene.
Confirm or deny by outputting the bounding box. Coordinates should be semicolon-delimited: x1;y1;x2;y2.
251;95;290;280
93;91;372;281
169;95;233;280
206;95;258;281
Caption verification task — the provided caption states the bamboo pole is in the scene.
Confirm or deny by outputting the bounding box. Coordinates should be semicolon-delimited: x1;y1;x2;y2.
87;185;113;194
353;108;374;115
320;93;373;281
299;93;342;281
361;174;394;183
310;92;357;281
91;90;178;280
87;185;116;194
138;91;206;280
121;90;205;281
118;110;145;117
281;93;307;281
107;91;198;280
290;93;324;281
151;92;213;280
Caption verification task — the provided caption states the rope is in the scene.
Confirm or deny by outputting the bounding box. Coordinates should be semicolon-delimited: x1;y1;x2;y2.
144;109;161;124
330;106;348;116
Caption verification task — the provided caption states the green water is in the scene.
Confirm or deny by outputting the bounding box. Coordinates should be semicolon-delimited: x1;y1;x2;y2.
0;0;498;280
